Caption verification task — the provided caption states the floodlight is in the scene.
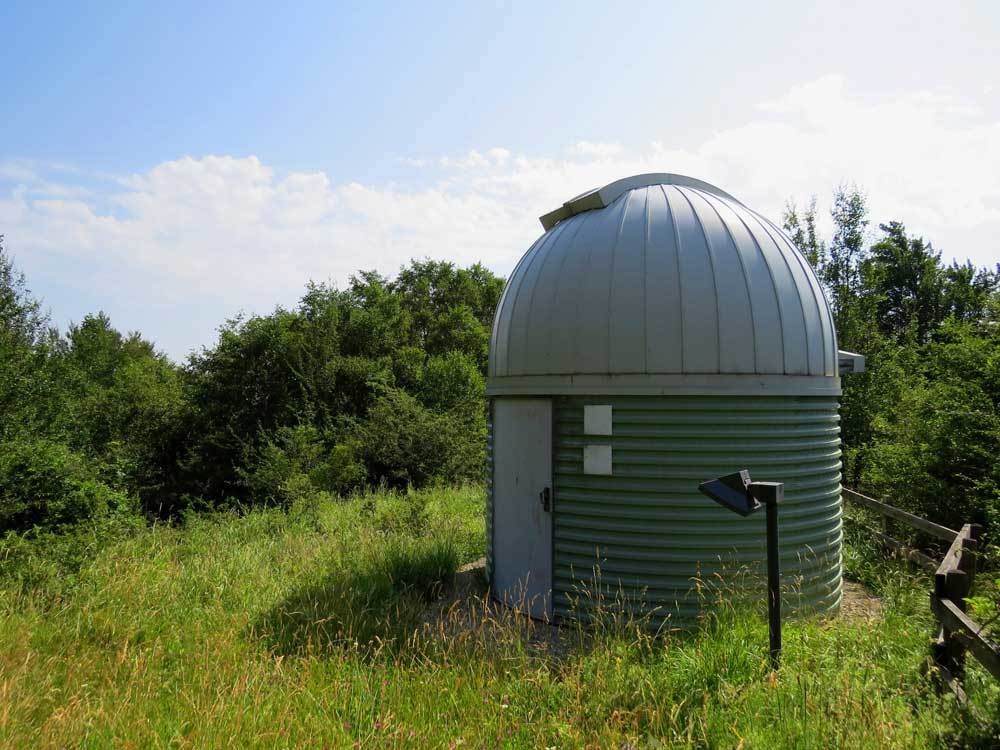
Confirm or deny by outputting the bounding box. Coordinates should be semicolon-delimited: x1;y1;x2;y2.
698;469;785;670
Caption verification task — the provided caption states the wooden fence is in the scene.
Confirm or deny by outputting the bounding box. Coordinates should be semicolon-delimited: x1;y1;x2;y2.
842;488;1000;706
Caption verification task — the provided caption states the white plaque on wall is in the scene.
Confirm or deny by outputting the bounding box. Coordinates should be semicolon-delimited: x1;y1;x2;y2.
584;404;613;436
583;444;612;475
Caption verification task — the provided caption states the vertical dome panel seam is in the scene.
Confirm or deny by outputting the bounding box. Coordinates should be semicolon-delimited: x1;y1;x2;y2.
605;194;631;372
752;214;823;376
758;212;838;374
710;196;787;374
522;224;568;346
522;214;582;374
571;202;604;376
676;186;723;372
543;213;590;371
644;186;683;373
490;232;546;377
641;188;650;373
778;223;833;375
739;204;812;375
504;221;567;375
691;188;760;374
660;184;686;372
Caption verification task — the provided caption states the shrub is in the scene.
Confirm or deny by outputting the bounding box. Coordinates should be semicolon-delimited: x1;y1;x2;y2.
240;424;366;506
374;491;431;537
419;350;485;411
0;511;143;593
0;438;137;533
347;388;484;490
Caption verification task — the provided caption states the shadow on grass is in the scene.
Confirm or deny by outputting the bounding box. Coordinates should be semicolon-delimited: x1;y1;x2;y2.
251;535;459;657
252;546;597;664
252;542;851;670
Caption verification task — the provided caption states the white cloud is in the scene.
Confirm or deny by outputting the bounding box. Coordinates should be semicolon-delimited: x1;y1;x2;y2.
570;141;624;158
486;147;511;164
399;156;429;168
0;160;41;182
2;75;998;358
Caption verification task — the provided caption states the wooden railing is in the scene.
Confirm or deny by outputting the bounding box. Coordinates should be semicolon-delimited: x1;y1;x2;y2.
843;488;1000;706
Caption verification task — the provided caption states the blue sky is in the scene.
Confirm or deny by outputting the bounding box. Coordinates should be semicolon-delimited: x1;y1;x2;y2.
3;1;999;360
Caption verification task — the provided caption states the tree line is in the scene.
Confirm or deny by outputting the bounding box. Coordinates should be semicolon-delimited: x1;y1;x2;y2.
1;188;999;542
1;242;501;533
783;190;999;534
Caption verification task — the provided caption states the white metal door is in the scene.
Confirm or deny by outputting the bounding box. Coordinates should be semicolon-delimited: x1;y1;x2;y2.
493;398;553;619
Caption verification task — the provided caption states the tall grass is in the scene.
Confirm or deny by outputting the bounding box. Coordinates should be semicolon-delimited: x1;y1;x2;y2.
1;484;995;748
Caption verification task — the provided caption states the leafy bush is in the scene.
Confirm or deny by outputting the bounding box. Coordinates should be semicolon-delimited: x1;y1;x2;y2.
118;257;497;513
861;321;1000;535
239;424;366;506
373;491;431;537
419;350;484;411
0;236;69;442
0;438;137;532
171;260;501;510
0;511;143;594
347;388;485;490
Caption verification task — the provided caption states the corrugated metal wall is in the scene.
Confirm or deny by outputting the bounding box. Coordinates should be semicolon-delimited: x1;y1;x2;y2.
551;395;842;626
485;405;494;583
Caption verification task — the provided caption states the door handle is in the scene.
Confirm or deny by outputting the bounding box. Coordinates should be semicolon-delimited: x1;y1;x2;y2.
539;487;551;512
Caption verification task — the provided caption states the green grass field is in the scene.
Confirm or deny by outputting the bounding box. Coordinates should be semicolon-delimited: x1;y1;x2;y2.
1;486;997;748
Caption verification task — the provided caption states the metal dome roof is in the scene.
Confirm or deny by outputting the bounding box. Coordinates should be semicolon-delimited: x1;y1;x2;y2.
488;174;839;396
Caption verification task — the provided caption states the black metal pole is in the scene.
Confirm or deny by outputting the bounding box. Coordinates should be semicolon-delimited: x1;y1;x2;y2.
766;497;781;670
751;481;783;671
699;474;785;673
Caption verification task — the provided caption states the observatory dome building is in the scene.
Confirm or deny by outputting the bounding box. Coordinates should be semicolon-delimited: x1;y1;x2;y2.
486;173;843;624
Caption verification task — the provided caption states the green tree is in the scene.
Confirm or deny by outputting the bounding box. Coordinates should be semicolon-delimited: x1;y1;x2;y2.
419;350;485;411
940;260;998;324
346;388;484;491
391;259;503;367
863;222;944;342
782;197;826;268
824;186;869;341
864;319;1000;533
0;235;66;440
174;259;502;509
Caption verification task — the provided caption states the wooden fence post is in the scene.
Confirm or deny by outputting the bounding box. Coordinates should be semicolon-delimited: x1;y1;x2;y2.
931;524;977;701
842;490;1000;702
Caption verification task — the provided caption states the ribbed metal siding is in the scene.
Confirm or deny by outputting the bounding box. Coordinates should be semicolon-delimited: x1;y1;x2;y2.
553;395;842;625
486;406;494;583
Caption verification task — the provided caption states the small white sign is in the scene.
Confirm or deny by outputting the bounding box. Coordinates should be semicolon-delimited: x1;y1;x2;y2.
584;444;612;475
584;404;612;436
